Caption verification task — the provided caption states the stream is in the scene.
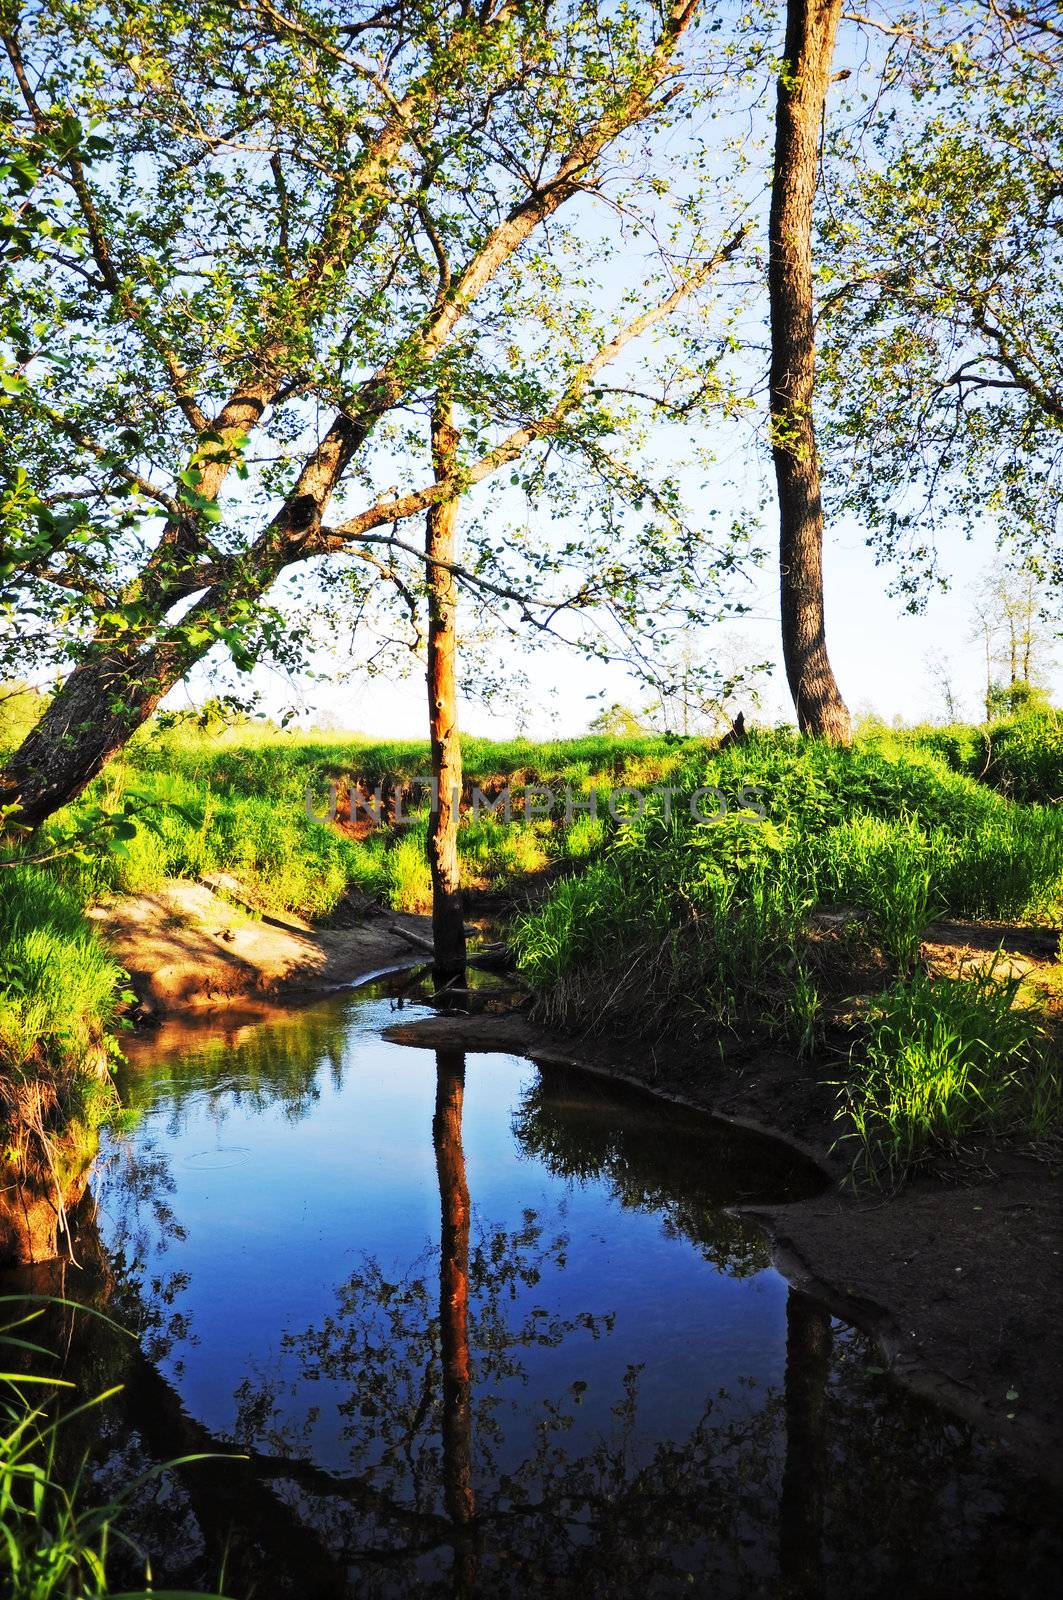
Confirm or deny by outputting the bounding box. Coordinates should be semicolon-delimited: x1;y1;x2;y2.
8;978;1060;1598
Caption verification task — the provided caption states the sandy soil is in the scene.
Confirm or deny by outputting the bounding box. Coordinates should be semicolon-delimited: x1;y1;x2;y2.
93;877;432;1013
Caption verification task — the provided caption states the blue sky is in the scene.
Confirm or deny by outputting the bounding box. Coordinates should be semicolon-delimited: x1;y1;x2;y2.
175;494;1060;739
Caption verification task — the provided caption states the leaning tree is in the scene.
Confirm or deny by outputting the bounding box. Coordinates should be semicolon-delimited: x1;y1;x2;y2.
1;0;758;831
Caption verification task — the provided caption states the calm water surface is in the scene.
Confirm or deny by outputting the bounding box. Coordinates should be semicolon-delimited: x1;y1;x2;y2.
21;983;1061;1597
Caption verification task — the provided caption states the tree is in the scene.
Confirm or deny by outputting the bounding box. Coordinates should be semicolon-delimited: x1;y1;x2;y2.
587;702;648;738
970;561;1057;719
923;649;963;725
410;230;747;972
817;4;1063;603
425;396;465;978
643;632;773;735
767;0;852;742
0;0;748;832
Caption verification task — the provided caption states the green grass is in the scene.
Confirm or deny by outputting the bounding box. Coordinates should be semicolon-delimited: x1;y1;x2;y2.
515;730;1063;1004
815;815;937;970
899;709;1063;803
837;965;1060;1188
513;728;1063;1178
28;725;677;922
3;702;1061;1187
0;1297;224;1599
0;868;126;1089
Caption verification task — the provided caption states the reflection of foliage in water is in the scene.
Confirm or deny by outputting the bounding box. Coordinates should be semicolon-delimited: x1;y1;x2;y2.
225;1205;783;1599
818;1331;1058;1599
116;997;354;1131
94;1139;196;1369
37;1015;1060;1599
232;1210;615;1477
512;1072;779;1277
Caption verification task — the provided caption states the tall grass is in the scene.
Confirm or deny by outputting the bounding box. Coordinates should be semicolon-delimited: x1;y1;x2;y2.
0;1297;224;1599
904;709;1063;803
514;731;1063;1171
0;869;126;1085
28;727;677;921
837;966;1060;1187
815;815;937;970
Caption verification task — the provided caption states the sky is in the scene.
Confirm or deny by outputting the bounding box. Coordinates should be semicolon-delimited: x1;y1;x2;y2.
173;498;1061;741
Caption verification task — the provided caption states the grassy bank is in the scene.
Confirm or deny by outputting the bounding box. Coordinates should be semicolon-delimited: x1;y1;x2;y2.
0;869;127;1226
2;706;1061;1189
36;724;677;918
512;726;1063;1184
901;707;1063;804
0;717;674;1093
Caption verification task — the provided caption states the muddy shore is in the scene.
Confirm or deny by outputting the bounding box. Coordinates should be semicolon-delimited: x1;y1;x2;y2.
100;881;1063;1488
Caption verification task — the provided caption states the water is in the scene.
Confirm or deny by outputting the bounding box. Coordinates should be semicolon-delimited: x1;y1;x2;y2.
16;983;1060;1597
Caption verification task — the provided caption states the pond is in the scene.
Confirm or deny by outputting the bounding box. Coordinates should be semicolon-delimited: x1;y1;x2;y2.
10;980;1060;1598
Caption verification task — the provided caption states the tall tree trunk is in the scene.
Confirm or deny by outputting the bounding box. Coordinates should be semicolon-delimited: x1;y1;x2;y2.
433;1048;478;1595
779;1287;833;1597
426;398;466;980
769;0;851;743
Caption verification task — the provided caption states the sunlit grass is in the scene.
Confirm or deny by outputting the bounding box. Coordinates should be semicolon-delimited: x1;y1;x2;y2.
0;869;126;1082
836;965;1060;1188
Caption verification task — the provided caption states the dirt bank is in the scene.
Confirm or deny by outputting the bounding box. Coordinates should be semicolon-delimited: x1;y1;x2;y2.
93;878;432;1014
382;1008;1063;1487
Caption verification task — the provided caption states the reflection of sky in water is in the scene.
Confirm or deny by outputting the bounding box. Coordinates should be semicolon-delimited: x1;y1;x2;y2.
100;994;789;1475
78;988;1061;1599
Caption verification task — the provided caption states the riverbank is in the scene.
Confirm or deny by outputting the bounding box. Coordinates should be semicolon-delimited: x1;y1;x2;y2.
87;875;1063;1482
94;877;434;1014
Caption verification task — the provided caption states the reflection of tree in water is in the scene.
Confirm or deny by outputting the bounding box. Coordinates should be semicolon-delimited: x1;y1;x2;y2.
116;997;353;1132
512;1070;783;1276
11;1043;1061;1598
93;1139;196;1369
211;1047;785;1595
95;1001;359;1367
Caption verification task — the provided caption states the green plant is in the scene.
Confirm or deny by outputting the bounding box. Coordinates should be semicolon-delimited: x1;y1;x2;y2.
816;815;937;971
0;868;127;1081
837;964;1060;1188
0;1297;228;1599
784;961;823;1059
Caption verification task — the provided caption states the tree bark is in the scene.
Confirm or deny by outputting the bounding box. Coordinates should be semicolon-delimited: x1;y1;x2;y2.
769;0;852;743
426;399;466;980
433;1048;478;1595
1;638;196;832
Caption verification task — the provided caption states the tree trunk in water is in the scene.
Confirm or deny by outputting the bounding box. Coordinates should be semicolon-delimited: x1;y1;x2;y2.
769;0;852;743
779;1287;833;1597
426;398;466;980
433;1048;478;1595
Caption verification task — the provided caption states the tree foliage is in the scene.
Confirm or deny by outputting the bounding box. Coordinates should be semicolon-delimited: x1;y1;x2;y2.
818;2;1063;602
